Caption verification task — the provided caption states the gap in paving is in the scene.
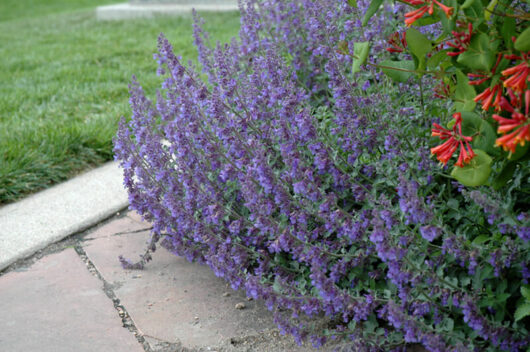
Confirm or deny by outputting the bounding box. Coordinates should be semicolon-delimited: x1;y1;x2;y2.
73;244;159;352
0;210;157;351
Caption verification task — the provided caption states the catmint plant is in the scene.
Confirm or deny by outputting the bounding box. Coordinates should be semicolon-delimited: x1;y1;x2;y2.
115;0;530;350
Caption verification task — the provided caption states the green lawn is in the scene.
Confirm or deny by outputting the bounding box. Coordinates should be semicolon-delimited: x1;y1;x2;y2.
0;0;240;203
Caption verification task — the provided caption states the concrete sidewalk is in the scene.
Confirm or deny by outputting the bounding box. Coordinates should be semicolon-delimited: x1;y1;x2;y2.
0;162;425;351
0;162;322;351
0;210;322;352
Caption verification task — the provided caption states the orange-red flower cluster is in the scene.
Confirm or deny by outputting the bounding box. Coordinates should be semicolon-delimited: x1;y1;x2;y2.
492;90;530;153
431;112;475;167
403;0;454;26
474;84;503;111
502;52;529;94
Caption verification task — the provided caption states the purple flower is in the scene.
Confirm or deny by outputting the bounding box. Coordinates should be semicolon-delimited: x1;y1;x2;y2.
420;225;442;242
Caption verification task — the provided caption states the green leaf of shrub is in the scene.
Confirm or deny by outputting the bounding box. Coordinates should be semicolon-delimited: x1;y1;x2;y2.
362;0;384;26
485;0;498;20
460;112;497;155
352;42;370;74
457;33;495;71
463;0;484;23
461;0;476;9
502;17;516;49
454;71;476;111
439;10;455;34
380;60;415;83
515;303;530;322
522;286;530;301
472;235;490;245
492;162;517;190
414;17;440;26
427;50;450;70
515;27;530;52
439;318;454;332
347;0;357;7
406;28;432;65
451;149;492;187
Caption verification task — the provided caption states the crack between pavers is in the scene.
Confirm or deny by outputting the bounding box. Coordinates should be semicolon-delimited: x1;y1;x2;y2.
73;244;154;352
111;227;154;236
82;227;154;242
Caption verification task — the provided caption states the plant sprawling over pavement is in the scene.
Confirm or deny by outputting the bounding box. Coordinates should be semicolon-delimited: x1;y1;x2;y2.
115;0;530;350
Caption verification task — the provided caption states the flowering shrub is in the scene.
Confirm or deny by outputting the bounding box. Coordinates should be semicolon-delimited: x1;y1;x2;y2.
114;0;530;351
355;0;530;188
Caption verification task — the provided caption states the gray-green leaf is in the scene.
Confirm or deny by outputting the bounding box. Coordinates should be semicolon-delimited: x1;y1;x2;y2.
515;303;530;322
457;33;495;71
362;0;384;26
352;42;370;74
454;71;476;112
406;28;432;63
380;60;415;83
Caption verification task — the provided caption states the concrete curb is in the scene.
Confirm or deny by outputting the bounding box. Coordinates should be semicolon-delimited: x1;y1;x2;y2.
0;162;128;271
96;2;239;20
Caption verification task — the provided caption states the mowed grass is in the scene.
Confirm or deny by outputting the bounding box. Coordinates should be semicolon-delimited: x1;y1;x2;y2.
0;1;240;203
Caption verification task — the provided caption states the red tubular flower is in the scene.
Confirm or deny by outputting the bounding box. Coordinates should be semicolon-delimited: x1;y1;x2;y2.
431;112;475;167
404;5;430;26
447;23;473;57
502;62;529;94
502;52;529;93
433;80;451;99
467;73;489;86
432;0;454;17
386;32;407;53
474;84;503;111
492;90;530;153
403;0;453;26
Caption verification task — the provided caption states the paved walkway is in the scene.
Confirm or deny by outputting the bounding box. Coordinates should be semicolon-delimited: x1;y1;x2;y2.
0;162;429;351
0;162;321;351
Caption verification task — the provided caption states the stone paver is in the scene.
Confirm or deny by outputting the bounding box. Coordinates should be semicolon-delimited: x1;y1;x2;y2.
0;248;143;352
82;212;322;351
83;223;274;348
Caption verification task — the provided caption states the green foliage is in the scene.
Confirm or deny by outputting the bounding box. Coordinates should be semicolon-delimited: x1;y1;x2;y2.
456;33;496;71
362;0;384;26
454;71;477;112
515;26;530;51
451;149;492;186
460;112;497;155
352;42;370;74
405;27;432;73
379;60;415;82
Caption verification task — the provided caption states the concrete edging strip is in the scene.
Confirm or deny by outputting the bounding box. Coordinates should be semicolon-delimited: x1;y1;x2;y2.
0;162;128;271
96;2;239;20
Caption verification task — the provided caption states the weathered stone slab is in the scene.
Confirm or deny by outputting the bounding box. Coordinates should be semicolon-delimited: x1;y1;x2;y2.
84;214;152;241
83;229;272;348
82;214;321;351
0;248;142;352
